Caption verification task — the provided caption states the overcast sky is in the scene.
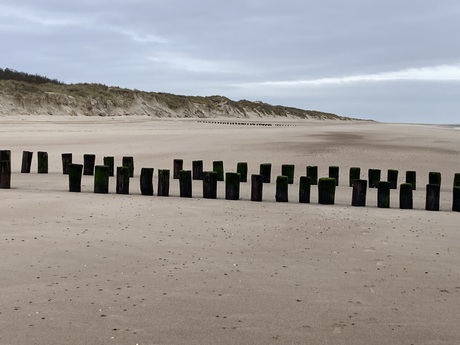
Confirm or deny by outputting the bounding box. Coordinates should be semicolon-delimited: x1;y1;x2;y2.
1;1;459;123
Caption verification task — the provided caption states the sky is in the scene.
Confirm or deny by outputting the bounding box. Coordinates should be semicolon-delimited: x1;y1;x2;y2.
1;0;459;123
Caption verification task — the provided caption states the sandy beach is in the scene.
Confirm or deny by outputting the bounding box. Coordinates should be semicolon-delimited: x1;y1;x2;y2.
1;116;459;344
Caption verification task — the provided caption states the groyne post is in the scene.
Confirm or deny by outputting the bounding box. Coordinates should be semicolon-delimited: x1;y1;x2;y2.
368;169;381;188
377;181;390;208
83;154;96;176
352;179;367;206
399;183;413;209
281;164;295;184
192;160;204;180
122;156;134;178
116;166;130;194
405;171;416;190
61;153;72;175
425;184;440;211
260;163;272;183
21;151;33;173
275;175;289;202
173;159;183;179
37;151;48;174
251;174;263;201
349;167;360;187
157;169;170;196
225;172;241;200
203;171;217;199
68;164;83;192
103;156;114;176
179;170;192;198
318;177;336;205
140;168;154;196
237;162;248;183
329;166;339;186
94;165;110;194
299;176;311;203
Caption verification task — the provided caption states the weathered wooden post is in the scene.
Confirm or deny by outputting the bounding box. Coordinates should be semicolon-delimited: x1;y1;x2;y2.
213;161;224;181
318;178;336;204
387;169;398;189
116;166;130;194
192;160;204;180
173;159;183;179
454;173;460;188
21;151;33;173
0;150;11;162
61;153;72;175
237;162;248;182
103;156;114;176
276;175;289;202
405;171;416;190
377;181;390;208
428;172;441;187
94;165;109;194
179;170;192;198
68;164;83;192
259;163;272;183
37;151;48;174
329;166;339;186
225;172;241;200
453;187;460;212
306;166;318;185
0;160;11;189
281;164;295;184
425;184;440;211
157;169;170;196
368;169;381;188
299;176;311;203
399;183;413;209
83;154;96;176
352;179;367;206
203;171;217;199
140;168;154;196
122;156;134;177
349;167;360;187
251;174;263;201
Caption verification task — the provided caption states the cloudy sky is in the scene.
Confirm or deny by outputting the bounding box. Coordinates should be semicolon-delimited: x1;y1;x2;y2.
1;0;459;123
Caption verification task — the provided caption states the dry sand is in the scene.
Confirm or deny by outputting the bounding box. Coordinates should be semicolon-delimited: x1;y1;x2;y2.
0;116;459;344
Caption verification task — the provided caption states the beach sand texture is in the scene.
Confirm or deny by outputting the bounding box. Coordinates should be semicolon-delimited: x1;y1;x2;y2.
1;116;460;344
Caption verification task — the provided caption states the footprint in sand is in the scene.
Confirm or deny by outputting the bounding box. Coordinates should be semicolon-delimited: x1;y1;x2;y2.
332;322;346;334
364;247;376;252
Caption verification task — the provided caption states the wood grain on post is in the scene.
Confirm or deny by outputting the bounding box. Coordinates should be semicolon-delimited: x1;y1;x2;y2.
236;162;248;183
21;151;33;173
251;174;263;201
83;154;96;176
94;165;110;194
61;153;72;175
37;151;48;174
140;168;154;196
425;184;440;211
276;175;289;202
68;164;83;192
377;181;390;208
203;171;217;199
173;159;183;179
352;179;367;207
281;164;295;184
179;170;192;198
157;169;170;196
299;176;311;203
116;166;130;194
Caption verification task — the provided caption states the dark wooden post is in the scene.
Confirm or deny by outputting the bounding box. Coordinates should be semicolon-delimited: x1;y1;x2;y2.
0;160;11;189
140;168;154;196
328;166;339;186
352;179;367;206
306;166;318;185
237;162;248;182
157;169;170;196
281;164;295;184
103;156;114;176
259;163;272;183
453;187;460;212
173;159;183;179
428;172;441;187
94;165;109;194
368;169;381;188
68;164;83;192
21;151;33;173
377;181;390;208
37;151;48;174
0;150;11;162
405;171;416;190
203;171;217;199
318;178;336;204
116;166;130;194
213;161;224;181
122;156;134;177
399;183;413;209
62;153;72;175
299;176;311;203
454;173;460;188
425;184;440;211
179;170;192;198
83;154;96;176
225;172;241;200
276;175;289;202
387;169;398;189
349;167;360;187
251;174;263;201
192;160;204;180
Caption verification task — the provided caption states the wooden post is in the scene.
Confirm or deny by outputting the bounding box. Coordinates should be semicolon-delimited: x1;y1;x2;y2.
179;170;192;198
173;159;183;179
0;150;11;162
329;166;339;186
140;168;154;196
306;166;318;185
116;166;130;194
368;169;381;188
454;173;460;188
62;153;72;175
192;160;204;180
405;171;416;190
68;164;83;192
259;163;272;183
352;179;367;207
236;162;248;182
0;160;11;189
103;156;114;176
428;171;441;187
122;156;134;177
281;164;295;184
318;178;336;204
425;184;440;211
399;183;413;209
213;161;224;181
83;154;96;176
276;175;289;202
387;169;398;189
299;176;311;203
453;187;460;212
21;151;33;173
157;169;170;196
377;181;390;208
225;172;241;200
251;174;263;201
37;151;48;174
94;165;109;194
349;167;360;187
203;171;217;199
